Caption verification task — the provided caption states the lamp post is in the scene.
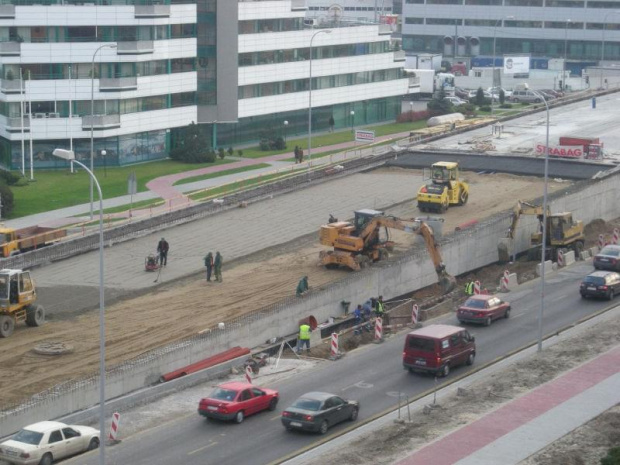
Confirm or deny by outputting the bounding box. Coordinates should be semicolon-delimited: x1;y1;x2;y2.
307;29;331;167
600;11;620;89
283;120;289;145
350;110;355;133
90;44;117;219
491;15;514;119
563;20;571;91
530;91;549;353
52;148;106;465
101;149;107;178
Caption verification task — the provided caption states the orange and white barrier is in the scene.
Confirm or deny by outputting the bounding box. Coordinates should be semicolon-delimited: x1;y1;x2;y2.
599;234;605;249
500;270;510;291
411;304;419;325
108;412;121;442
613;228;619;245
330;333;339;358
374;317;383;341
557;250;564;267
474;281;481;295
245;365;253;384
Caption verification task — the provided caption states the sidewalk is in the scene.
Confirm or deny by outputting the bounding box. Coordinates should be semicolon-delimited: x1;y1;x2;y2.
398;345;620;465
3;129;413;230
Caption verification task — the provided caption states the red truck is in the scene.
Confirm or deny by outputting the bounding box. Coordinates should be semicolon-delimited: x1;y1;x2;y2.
0;225;67;257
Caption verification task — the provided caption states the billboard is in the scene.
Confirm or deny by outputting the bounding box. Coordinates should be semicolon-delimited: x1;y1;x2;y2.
503;56;531;75
355;130;375;143
535;143;583;159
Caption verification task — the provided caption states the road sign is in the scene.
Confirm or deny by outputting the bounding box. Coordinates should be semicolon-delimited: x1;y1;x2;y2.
127;172;137;195
355;130;375;143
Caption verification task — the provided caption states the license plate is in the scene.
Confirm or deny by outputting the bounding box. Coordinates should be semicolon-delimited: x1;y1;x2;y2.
207;406;218;411
6;450;18;456
587;287;596;290
290;421;302;427
415;360;426;366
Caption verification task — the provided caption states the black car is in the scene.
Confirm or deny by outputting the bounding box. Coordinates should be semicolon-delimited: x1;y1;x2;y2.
594;245;620;271
281;392;359;434
580;271;620;300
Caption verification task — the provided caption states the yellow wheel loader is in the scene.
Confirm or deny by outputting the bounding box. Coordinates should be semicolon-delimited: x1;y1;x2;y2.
0;269;44;338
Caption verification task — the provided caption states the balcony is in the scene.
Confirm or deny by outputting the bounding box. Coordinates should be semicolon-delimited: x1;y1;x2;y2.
408;76;420;88
117;41;154;55
393;50;405;62
0;42;20;57
6;117;30;132
82;114;121;130
99;77;138;91
135;5;170;18
0;79;24;94
0;5;15;19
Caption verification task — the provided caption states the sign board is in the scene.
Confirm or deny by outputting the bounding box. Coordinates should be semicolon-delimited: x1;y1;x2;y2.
355;130;375;143
503;56;530;75
127;172;137;195
535;143;583;159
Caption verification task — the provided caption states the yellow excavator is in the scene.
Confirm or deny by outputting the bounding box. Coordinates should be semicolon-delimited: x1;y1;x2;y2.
500;200;585;262
417;161;469;213
319;209;456;294
0;268;45;338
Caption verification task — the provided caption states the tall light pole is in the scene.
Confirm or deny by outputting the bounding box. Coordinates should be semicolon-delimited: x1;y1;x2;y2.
90;44;116;219
600;10;620;89
307;29;331;167
491;15;514;118
350;110;355;133
563;19;571;91
52;148;106;465
283;120;289;145
530;91;549;353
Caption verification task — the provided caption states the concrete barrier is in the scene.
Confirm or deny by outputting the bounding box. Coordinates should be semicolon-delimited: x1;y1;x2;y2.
580;250;591;261
501;273;518;291
536;260;554;276
589;247;599;257
563;250;576;267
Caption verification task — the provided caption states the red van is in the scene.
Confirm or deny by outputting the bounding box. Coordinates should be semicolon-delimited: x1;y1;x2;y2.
403;324;476;377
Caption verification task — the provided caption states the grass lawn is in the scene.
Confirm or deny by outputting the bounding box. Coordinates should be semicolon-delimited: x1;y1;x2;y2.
8;158;234;218
173;163;271;186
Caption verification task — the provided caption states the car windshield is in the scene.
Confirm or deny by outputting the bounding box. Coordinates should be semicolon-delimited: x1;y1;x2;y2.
13;429;44;446
291;398;322;411
600;248;620;257
583;276;604;285
464;298;486;309
209;388;237;401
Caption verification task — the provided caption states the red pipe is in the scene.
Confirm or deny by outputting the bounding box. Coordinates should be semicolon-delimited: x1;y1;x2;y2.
455;220;478;232
160;346;250;383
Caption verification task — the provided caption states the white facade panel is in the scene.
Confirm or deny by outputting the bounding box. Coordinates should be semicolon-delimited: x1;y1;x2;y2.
239;79;409;118
239;1;305;20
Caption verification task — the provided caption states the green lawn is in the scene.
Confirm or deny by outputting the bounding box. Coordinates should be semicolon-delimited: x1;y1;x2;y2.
173;163;270;186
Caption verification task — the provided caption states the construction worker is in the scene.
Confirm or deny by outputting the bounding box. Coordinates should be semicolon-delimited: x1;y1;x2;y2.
296;276;309;297
157;237;169;266
204;252;214;282
465;281;475;296
297;322;311;353
377;295;388;326
353;305;363;325
214;252;223;282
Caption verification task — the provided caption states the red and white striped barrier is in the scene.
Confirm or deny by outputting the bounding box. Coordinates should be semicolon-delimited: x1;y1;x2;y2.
500;270;510;291
474;281;481;295
411;304;419;325
613;228;619;245
599;234;605;249
245;365;253;384
374;317;383;341
330;333;339;358
557;250;564;267
108;412;120;442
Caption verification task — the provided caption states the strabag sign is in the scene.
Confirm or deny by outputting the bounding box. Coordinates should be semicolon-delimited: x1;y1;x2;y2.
535;143;583;158
355;130;375;143
503;56;530;75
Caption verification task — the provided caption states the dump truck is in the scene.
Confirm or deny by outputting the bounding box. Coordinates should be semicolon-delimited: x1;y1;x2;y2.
319;209;456;294
0;268;44;337
498;200;585;262
0;225;67;258
417;161;469;213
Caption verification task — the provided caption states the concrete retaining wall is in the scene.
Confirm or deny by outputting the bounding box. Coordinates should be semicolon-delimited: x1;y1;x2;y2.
2;169;619;437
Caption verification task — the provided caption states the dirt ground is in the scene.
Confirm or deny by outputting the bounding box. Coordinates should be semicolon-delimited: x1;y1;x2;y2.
0;171;583;409
315;314;620;465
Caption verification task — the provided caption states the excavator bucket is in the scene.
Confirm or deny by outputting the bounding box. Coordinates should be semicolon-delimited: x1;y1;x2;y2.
439;274;457;294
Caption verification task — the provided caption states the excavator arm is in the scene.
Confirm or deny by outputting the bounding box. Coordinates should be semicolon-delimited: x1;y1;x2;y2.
507;200;549;239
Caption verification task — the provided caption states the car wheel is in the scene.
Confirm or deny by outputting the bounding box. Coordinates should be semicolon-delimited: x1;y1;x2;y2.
581;294;587;299
608;290;614;301
268;398;278;411
458;319;465;325
505;308;511;319
235;411;244;424
318;420;329;435
440;364;450;377
349;407;359;421
0;315;15;338
39;453;53;465
485;317;492;327
88;437;100;450
466;353;475;366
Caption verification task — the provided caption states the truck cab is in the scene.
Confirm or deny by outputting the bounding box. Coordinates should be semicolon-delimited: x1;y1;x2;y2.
0;228;18;257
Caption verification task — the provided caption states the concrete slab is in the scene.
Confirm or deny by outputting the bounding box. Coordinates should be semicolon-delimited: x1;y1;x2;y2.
580;250;591;260
563;250;576;266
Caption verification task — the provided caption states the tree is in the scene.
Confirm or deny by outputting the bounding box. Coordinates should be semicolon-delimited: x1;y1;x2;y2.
499;89;505;105
475;87;485;106
227;147;234;157
601;447;620;465
237;149;243;157
218;147;225;160
427;89;454;115
0;182;15;218
169;122;212;163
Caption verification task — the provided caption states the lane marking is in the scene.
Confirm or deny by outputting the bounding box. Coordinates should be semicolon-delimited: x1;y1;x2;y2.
341;381;374;391
188;442;217;456
271;414;281;421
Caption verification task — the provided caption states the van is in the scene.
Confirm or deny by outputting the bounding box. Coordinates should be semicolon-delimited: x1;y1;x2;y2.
511;90;542;103
402;324;475;377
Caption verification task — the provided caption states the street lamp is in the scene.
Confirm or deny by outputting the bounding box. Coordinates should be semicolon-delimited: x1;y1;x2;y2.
600;10;620;89
563;20;571;91
307;29;331;167
101;149;107;178
530;91;549;353
90;44;117;219
52;148;106;465
491;15;514;118
350;110;355;133
283;120;289;145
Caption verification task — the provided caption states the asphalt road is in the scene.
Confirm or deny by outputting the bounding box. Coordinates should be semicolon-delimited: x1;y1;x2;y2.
66;261;610;465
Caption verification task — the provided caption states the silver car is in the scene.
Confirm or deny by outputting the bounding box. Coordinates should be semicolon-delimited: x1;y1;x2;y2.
511;90;543;103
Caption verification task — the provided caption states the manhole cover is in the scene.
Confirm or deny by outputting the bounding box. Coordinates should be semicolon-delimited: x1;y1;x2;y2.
33;341;74;356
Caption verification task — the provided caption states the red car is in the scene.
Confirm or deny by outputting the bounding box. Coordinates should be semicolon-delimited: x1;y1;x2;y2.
457;294;511;326
198;382;279;423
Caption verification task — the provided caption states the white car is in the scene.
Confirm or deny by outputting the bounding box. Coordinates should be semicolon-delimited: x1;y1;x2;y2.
487;87;513;98
445;96;468;106
0;421;100;465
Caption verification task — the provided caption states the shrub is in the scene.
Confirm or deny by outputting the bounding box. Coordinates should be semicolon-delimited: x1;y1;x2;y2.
237;149;243;157
0;170;23;186
217;148;225;160
521;102;531;106
601;446;620;465
259;139;271;151
396;109;431;123
500;103;513;109
499;89;505;105
205;149;216;163
169;122;212;163
257;129;286;151
227;147;234;157
0;182;15;217
479;105;492;112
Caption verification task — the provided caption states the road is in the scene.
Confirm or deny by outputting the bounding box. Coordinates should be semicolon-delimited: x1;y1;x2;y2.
67;261;609;465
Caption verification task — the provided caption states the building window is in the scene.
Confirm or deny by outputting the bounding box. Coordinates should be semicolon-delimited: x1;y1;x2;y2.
545;21;583;29
586;22;620;30
426;18;462;25
545;0;584;6
585;0;616;6
464;19;498;26
504;0;543;5
505;20;544;27
426;0;463;4
405;17;424;24
465;0;502;4
405;0;425;3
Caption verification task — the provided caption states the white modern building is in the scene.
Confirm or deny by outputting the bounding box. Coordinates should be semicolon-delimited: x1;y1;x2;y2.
402;0;620;69
306;0;394;23
0;0;410;169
